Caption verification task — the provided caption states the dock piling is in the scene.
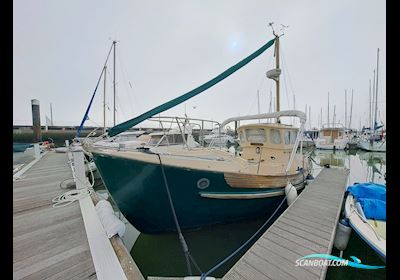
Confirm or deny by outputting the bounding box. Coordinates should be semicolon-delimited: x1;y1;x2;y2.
31;99;42;142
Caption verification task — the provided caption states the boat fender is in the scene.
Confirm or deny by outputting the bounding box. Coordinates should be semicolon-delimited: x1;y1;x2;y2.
334;218;352;251
285;182;297;206
306;174;314;185
95;200;126;238
96;191;109;200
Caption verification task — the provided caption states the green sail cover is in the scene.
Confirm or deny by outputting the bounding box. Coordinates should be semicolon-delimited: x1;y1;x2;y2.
107;38;276;137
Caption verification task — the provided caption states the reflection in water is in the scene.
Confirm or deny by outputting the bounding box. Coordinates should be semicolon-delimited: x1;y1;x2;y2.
131;218;268;278
127;149;386;279
311;149;386;185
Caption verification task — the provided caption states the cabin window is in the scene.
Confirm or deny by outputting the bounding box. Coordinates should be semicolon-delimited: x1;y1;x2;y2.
270;129;281;144
290;131;297;144
245;129;266;142
239;131;245;142
284;130;297;144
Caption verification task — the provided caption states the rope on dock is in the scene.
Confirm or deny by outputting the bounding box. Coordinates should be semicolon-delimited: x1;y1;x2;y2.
52;150;96;208
52;188;94;208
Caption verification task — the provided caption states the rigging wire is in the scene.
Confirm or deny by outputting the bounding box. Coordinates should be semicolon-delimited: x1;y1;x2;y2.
104;66;128;125
247;50;274;115
280;43;296;107
118;44;141;106
116;48;137;116
279;43;291;110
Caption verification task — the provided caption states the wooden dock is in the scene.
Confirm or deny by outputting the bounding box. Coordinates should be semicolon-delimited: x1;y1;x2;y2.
13;152;96;279
13;150;144;280
223;167;349;280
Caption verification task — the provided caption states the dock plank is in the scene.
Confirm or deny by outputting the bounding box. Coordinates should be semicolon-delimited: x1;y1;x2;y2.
223;168;349;280
13;152;96;280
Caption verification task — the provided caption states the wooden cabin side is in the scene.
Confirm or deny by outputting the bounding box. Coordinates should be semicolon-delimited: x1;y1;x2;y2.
236;124;303;174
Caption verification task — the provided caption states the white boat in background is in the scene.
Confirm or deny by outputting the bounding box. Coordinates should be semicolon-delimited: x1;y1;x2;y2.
344;184;386;262
300;129;319;148
145;124;200;149
93;130;150;150
358;138;386;152
203;127;236;147
358;130;386;152
315;123;349;150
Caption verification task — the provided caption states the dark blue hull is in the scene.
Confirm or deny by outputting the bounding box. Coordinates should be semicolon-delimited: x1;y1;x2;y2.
92;152;291;233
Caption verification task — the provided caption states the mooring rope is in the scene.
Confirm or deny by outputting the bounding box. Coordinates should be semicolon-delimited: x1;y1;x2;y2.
52;150;96;208
155;153;202;275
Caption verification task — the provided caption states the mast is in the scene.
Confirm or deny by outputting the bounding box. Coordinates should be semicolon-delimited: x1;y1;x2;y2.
50;102;53;126
345;89;347;128
103;65;107;133
374;48;379;131
327;92;330;127
257;90;260;123
266;23;283;123
372;69;375;130
309;106;311;129
275;35;280;115
333;105;336;125
293;95;296;126
369;79;371;129
320;107;322;129
113;40;117;126
349;89;353;129
305;104;307;127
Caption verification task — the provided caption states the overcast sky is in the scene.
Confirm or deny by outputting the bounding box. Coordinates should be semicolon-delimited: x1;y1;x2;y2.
13;0;386;130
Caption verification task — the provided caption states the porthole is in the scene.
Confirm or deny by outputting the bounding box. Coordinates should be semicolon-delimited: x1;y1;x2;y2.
197;178;210;189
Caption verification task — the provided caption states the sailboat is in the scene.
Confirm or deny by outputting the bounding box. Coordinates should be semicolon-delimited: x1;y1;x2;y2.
82;31;311;233
358;48;386;152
